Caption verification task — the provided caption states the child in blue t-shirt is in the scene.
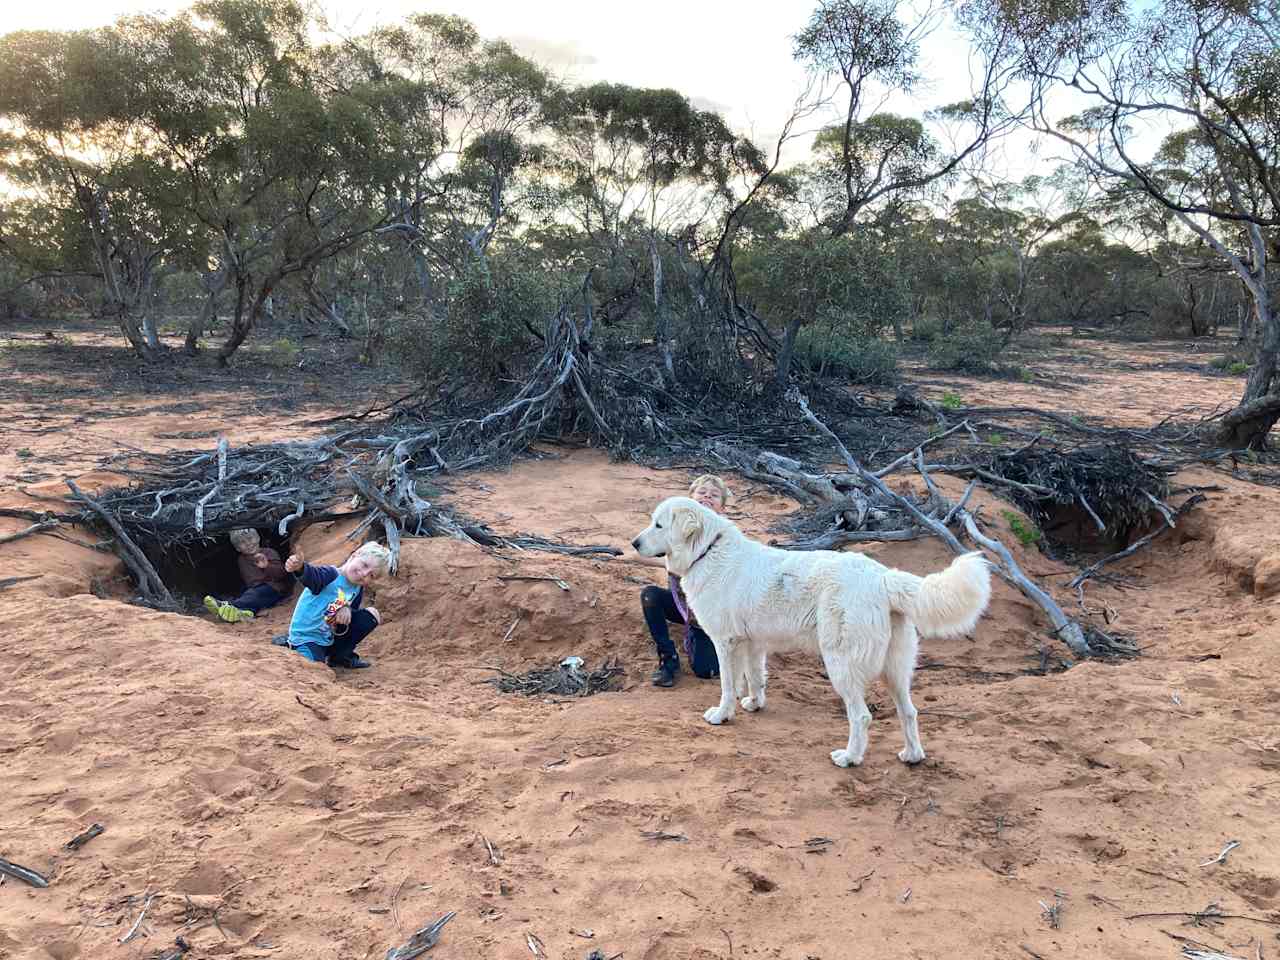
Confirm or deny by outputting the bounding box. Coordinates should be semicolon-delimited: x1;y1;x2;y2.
276;542;392;669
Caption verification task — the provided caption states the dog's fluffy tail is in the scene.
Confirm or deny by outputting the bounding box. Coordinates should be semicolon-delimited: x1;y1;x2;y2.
884;551;992;639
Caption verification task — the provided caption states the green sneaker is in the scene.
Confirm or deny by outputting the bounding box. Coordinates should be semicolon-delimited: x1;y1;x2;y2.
217;602;254;624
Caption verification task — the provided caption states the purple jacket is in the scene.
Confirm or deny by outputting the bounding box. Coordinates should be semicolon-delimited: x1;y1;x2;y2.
669;573;701;658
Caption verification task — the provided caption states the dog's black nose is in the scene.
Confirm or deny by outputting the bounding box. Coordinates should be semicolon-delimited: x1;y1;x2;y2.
630;537;641;550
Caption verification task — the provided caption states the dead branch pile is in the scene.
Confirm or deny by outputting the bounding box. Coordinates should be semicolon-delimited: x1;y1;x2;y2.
63;291;1216;655
482;658;625;698
976;442;1172;542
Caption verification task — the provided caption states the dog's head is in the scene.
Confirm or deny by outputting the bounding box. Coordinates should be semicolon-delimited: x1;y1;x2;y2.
631;496;721;576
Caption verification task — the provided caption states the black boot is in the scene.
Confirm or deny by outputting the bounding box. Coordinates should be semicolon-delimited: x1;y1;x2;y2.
651;657;680;687
330;653;371;669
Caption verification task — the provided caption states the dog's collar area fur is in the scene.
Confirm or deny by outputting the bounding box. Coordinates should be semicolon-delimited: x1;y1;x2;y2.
687;531;723;573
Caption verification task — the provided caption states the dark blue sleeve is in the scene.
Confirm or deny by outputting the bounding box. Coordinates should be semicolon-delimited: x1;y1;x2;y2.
297;563;339;594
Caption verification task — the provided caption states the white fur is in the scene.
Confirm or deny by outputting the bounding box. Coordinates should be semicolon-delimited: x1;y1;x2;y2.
633;497;992;767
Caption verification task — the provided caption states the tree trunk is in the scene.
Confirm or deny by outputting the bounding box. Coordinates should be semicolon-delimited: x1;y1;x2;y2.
650;235;674;385
1218;294;1279;450
775;317;802;392
216;274;270;368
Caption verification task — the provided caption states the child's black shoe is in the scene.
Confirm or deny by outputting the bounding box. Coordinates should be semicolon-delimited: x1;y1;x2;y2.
651;658;679;687
330;654;371;669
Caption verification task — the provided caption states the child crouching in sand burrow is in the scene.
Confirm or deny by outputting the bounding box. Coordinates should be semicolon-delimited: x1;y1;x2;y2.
274;542;392;670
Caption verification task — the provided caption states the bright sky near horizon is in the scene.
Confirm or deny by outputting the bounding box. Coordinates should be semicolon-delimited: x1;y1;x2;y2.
0;0;1086;182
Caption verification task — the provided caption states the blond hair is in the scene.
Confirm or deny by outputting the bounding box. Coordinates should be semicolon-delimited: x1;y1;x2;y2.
689;474;731;505
229;528;260;553
351;541;393;577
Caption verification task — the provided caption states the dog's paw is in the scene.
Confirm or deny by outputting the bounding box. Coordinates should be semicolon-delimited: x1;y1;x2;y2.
898;747;926;765
703;706;733;725
740;693;765;712
830;748;864;768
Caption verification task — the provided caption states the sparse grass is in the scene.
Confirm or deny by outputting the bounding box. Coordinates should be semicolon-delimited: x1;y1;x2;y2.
262;337;301;368
987;433;1006;445
1227;361;1249;375
1001;509;1042;547
940;391;963;410
16;447;34;459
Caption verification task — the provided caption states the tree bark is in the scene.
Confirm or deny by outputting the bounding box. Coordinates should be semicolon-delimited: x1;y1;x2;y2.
1218;293;1279;449
774;317;802;391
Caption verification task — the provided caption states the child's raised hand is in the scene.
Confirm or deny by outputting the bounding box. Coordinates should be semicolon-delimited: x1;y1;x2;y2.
284;553;303;573
254;553;270;569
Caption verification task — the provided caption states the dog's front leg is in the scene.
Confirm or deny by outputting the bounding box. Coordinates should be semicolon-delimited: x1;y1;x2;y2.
703;635;738;725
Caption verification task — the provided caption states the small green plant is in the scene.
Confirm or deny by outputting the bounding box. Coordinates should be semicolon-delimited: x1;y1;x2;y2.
1018;367;1034;383
927;323;1003;372
1000;509;1042;547
264;337;301;368
940;391;963;410
1227;361;1249;376
16;447;34;459
987;433;1006;445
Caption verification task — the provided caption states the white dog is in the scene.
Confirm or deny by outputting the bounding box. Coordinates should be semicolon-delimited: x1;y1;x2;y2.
632;497;992;768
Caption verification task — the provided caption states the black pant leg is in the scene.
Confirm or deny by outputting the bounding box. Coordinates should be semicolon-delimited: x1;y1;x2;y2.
641;586;684;663
329;609;378;662
689;627;721;678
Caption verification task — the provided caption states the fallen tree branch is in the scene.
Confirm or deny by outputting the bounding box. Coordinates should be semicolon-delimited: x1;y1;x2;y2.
387;911;457;960
789;388;967;555
0;856;49;888
0;519;59;546
66;479;176;610
0;574;43;591
959;511;1092;657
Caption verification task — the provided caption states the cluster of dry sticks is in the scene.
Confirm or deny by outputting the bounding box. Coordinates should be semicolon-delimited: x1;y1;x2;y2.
482;658;626;698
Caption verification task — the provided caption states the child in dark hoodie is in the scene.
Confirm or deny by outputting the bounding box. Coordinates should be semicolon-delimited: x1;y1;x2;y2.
204;528;292;623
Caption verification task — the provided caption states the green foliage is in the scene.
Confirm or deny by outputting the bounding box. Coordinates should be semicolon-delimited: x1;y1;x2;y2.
927;323;1004;372
1001;509;1042;547
737;232;906;339
909;317;945;342
939;391;964;409
393;259;561;380
987;432;1006;444
1210;354;1251;376
262;337;301;368
794;330;899;384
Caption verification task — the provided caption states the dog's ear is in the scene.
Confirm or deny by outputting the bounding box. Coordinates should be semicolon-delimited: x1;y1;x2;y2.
664;503;701;575
678;503;703;545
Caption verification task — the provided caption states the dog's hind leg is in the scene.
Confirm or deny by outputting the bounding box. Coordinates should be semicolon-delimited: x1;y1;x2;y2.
822;641;874;768
739;639;768;713
885;614;925;764
703;636;739;726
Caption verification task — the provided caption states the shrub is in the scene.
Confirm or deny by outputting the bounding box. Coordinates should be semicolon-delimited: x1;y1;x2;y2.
927;323;1003;372
909;317;945;342
392;259;561;380
263;337;301;368
795;330;898;384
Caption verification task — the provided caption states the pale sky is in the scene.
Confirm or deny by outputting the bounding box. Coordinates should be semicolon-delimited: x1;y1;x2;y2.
2;1;1048;164
1;0;1152;197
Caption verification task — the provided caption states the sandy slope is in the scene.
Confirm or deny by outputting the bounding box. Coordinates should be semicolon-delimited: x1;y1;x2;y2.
2;332;1280;960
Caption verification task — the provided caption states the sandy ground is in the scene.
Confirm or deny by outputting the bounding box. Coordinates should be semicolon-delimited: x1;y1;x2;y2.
1;321;1279;960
